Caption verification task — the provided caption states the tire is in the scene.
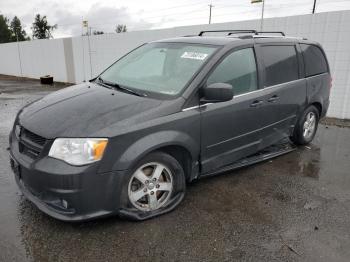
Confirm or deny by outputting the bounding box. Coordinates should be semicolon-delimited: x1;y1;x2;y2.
291;105;319;145
119;151;186;220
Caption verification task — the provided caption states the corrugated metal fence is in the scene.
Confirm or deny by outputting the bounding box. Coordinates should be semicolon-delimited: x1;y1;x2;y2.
0;10;350;119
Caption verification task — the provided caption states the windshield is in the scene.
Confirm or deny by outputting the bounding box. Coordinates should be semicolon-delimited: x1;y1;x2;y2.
99;42;218;97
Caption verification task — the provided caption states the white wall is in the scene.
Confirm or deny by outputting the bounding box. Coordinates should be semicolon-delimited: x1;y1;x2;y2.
19;39;67;82
1;10;350;119
0;38;68;82
0;42;22;76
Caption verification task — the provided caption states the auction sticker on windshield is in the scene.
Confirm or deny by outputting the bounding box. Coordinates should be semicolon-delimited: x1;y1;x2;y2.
181;52;208;60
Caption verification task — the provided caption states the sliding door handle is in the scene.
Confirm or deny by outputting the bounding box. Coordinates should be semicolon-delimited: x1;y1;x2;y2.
267;95;279;103
250;100;264;107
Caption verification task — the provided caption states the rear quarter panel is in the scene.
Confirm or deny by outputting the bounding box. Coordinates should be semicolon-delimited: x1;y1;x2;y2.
305;73;331;118
300;42;331;117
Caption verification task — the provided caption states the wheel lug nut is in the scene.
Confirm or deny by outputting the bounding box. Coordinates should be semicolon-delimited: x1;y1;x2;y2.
145;180;149;184
156;184;160;188
153;178;157;181
150;191;154;195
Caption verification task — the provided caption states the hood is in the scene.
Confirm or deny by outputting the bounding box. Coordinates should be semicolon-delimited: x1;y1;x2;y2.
19;83;162;138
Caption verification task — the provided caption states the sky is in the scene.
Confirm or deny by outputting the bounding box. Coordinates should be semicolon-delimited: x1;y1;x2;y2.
1;0;350;38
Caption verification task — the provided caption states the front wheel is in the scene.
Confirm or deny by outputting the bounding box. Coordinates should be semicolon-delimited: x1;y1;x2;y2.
119;151;186;220
291;105;319;145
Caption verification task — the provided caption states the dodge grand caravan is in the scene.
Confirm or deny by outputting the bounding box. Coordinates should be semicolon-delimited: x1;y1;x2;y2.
9;30;331;221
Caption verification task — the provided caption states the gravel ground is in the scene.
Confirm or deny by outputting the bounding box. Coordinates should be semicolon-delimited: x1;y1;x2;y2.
1;76;350;262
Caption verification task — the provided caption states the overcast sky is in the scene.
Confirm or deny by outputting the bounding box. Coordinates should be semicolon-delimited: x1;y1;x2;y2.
1;0;350;38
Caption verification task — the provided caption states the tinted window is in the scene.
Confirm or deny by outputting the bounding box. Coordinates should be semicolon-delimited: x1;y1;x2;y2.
261;45;299;87
301;44;328;77
207;48;257;95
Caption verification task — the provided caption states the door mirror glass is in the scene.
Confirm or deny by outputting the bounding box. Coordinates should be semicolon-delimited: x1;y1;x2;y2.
202;83;233;102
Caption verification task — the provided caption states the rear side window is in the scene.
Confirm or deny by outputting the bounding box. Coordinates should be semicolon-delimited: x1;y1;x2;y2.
301;44;328;77
207;48;258;95
261;45;299;87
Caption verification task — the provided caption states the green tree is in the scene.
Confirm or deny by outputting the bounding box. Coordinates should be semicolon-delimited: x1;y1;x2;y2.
10;16;29;41
115;24;127;33
31;14;57;39
0;14;12;43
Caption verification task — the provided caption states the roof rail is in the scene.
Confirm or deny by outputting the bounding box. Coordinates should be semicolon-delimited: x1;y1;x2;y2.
256;31;285;36
227;30;259;35
198;30;286;37
198;30;257;36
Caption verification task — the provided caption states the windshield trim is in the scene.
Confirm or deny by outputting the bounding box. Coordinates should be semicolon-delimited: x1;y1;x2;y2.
93;42;224;100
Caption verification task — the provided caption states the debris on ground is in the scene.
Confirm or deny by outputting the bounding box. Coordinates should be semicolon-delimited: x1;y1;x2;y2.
279;234;301;256
303;200;321;210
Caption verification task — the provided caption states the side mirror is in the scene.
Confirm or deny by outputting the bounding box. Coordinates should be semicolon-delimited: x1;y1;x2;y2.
202;83;233;103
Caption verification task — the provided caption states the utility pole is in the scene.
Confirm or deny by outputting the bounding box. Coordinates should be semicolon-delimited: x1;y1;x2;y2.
81;18;87;82
260;0;265;31
87;26;93;79
208;4;214;24
14;32;23;78
312;0;317;14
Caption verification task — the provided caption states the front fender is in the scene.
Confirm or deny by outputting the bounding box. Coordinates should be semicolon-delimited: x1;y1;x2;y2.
111;130;199;171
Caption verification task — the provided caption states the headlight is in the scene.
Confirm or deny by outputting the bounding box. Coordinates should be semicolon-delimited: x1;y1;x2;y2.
48;138;108;166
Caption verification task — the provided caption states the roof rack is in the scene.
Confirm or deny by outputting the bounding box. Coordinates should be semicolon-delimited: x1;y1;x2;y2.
195;30;307;40
198;30;257;36
256;31;285;36
252;35;307;41
227;30;258;35
198;30;285;37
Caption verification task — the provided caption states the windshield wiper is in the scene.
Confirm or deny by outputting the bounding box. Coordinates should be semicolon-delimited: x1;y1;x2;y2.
96;77;146;97
96;77;113;89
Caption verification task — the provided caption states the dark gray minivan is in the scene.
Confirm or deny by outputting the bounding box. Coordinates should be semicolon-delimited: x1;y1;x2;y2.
9;30;331;221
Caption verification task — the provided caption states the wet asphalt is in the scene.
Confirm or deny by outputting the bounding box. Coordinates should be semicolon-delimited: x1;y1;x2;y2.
1;76;350;262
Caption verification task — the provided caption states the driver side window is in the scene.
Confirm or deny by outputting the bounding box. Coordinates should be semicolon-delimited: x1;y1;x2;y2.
207;48;258;96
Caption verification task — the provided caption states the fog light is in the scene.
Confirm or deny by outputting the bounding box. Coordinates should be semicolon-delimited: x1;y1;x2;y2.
61;199;68;209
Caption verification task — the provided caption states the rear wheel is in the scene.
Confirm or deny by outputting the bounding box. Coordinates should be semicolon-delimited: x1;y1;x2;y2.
291;105;319;145
119;151;186;220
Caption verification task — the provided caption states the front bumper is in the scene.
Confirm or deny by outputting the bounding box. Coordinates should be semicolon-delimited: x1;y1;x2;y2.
9;131;127;222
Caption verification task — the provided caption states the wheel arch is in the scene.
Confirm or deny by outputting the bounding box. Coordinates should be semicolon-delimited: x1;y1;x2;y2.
151;145;193;182
112;130;199;181
311;101;322;117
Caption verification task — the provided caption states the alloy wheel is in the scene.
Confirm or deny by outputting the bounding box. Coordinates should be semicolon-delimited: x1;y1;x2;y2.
303;112;316;140
128;162;173;212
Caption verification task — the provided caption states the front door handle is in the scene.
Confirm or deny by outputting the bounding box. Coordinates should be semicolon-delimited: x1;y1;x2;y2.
267;95;279;103
250;100;264;107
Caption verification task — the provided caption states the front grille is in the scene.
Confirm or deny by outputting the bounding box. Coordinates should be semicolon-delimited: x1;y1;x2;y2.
22;128;46;146
17;126;47;159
